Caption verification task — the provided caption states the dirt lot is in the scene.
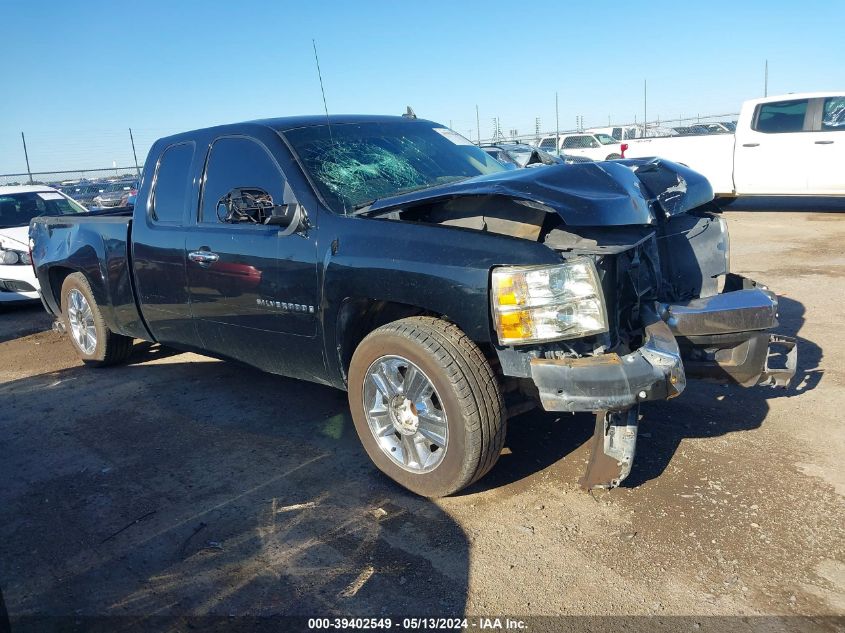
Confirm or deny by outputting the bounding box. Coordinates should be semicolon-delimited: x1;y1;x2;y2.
1;210;843;631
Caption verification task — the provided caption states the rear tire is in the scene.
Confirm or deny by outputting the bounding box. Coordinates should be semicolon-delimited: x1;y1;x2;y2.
606;153;622;160
348;317;506;497
60;272;133;367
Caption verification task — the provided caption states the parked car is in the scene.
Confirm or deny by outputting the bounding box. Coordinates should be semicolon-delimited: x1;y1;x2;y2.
31;115;796;496
587;125;643;141
92;180;137;209
118;184;138;208
62;182;104;207
536;133;625;160
623;92;845;196
481;143;591;168
0;185;87;303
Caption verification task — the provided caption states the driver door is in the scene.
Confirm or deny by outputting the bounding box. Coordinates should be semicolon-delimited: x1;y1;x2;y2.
185;134;322;380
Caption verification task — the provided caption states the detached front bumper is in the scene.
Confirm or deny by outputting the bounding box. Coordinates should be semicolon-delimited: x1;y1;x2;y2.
530;274;795;414
526;273;797;489
665;274;797;388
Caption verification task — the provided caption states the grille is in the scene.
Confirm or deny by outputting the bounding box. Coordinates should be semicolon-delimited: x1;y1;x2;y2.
0;279;37;292
596;235;661;349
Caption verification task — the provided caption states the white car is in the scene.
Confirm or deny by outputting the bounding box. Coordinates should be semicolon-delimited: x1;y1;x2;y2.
0;185;88;303
536;133;625;161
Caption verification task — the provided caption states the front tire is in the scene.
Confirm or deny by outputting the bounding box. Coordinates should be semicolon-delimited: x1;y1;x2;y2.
348;317;506;497
61;272;133;366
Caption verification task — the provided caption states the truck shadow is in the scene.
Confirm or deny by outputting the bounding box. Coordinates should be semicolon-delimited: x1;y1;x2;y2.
624;294;821;487
717;196;845;213
0;353;469;628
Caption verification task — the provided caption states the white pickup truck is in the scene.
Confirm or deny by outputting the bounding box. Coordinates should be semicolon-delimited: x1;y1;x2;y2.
622;92;845;197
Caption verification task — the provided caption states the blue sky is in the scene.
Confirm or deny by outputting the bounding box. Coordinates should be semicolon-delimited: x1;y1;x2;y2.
1;0;843;175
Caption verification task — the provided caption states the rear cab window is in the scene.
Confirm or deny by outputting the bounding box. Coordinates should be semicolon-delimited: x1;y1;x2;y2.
753;99;810;133
151;142;195;223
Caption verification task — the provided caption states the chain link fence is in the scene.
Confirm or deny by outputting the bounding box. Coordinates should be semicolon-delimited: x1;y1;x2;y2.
0;167;142;187
456;112;740;146
1;111;740;187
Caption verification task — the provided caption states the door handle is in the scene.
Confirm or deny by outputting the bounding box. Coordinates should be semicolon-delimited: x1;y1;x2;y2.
814;140;834;145
742;143;760;147
188;250;219;265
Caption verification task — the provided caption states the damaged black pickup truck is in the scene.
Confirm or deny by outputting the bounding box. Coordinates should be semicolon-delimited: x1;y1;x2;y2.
30;115;797;497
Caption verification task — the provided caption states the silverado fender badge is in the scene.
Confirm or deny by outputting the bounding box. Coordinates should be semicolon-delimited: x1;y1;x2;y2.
256;298;315;313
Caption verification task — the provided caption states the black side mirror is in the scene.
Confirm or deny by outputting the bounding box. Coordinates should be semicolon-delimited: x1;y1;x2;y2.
265;203;303;236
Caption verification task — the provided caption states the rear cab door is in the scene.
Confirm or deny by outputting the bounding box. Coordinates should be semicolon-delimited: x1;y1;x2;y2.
132;139;204;349
184;127;324;381
733;97;813;194
806;95;845;193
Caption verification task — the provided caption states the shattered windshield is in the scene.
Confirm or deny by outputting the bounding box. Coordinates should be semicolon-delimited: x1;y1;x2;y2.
282;121;506;213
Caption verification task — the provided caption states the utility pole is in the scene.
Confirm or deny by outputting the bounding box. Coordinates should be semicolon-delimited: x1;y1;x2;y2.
643;79;648;138
475;105;481;146
764;60;768;97
555;92;560;151
129;128;140;177
21;132;32;184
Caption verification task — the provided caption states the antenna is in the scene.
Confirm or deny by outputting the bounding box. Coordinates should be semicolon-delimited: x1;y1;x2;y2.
312;39;334;144
312;39;343;213
764;59;768;97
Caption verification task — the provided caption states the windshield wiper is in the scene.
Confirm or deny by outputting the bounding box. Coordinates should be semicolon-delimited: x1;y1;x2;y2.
351;199;378;214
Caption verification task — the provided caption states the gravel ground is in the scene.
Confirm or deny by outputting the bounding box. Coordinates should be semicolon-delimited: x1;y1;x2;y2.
0;210;843;632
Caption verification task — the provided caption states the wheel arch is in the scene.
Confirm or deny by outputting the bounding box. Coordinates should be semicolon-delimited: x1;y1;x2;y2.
334;298;448;388
47;266;78;312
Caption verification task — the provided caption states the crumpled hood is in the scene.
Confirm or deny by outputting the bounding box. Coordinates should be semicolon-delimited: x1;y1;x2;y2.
367;158;714;226
0;225;29;250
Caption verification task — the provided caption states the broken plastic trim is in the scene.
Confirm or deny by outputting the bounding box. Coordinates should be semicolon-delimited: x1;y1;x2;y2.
580;407;639;490
529;318;686;413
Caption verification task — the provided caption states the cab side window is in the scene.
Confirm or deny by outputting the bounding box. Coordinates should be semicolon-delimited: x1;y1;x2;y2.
822;97;845;131
152;142;195;223
753;99;809;133
201;137;286;225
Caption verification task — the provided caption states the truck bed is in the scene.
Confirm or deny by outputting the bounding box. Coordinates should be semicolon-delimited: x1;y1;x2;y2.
29;213;151;341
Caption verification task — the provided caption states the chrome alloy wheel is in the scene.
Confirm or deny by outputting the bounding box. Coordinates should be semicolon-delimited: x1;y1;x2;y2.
67;288;97;355
363;355;448;473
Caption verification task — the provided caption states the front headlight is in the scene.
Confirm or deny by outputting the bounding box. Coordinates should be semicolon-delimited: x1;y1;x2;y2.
491;258;608;345
0;248;30;265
